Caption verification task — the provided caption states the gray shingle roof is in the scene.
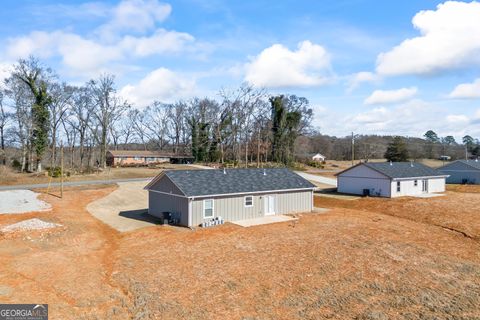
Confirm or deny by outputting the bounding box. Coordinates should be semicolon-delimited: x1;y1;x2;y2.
159;168;316;197
363;162;446;179
454;160;480;170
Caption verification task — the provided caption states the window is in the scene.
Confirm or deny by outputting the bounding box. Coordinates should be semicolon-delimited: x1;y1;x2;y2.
244;196;253;207
203;199;214;218
134;156;141;160
396;181;401;192
414;180;418;187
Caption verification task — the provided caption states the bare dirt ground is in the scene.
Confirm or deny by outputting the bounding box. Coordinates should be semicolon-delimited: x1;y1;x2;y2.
0;186;479;319
315;186;480;240
0;164;194;186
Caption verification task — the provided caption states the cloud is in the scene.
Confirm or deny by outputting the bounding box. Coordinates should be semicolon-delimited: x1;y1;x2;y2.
376;1;480;76
120;68;197;106
245;40;332;88
347;71;379;92
97;0;172;39
119;29;194;57
364;87;417;105
446;114;469;123
448;78;480;99
0;62;12;87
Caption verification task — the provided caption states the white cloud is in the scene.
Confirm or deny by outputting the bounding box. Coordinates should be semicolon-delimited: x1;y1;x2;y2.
1;0;194;79
0;62;12;86
119;29;194;56
245;40;332;88
97;0;172;39
347;71;379;92
376;1;480;76
364;87;417;105
448;78;480;99
120;68;197;106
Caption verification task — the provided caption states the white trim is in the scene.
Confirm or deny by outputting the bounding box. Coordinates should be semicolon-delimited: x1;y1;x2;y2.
392;175;448;181
188;199;193;227
189;187;315;199
244;195;253;207
148;189;188;198
203;199;214;219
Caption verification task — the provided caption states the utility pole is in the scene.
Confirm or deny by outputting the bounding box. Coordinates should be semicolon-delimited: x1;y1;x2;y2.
351;132;355;166
60;143;64;199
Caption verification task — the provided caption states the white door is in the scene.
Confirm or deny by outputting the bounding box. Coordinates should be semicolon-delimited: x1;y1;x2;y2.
422;180;428;193
264;195;275;216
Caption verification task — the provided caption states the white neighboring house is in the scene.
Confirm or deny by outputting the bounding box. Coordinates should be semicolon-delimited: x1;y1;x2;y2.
438;159;480;184
312;153;326;162
336;162;448;198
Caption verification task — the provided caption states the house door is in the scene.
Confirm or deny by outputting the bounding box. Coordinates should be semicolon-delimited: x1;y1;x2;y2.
264;195;275;216
422;180;428;193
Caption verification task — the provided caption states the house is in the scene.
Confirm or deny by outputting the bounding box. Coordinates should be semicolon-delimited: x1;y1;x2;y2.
106;150;194;166
336;162;448;198
144;168;316;227
438;159;480;184
312;153;326;162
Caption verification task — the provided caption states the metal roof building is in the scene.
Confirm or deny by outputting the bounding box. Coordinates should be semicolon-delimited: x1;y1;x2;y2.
144;168;316;227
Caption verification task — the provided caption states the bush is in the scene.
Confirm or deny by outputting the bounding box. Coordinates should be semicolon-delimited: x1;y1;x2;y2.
11;159;21;171
306;160;324;169
47;166;62;177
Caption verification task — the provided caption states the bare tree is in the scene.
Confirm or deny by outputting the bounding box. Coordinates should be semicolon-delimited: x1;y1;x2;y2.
0;91;13;165
88;74;128;168
49;82;73;168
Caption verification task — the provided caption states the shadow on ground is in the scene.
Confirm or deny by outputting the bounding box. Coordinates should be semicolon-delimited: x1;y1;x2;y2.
119;209;163;225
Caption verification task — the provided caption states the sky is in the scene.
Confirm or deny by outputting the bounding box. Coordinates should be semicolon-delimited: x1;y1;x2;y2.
0;0;479;140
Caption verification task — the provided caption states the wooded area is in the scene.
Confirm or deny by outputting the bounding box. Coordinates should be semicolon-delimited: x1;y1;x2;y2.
0;56;479;173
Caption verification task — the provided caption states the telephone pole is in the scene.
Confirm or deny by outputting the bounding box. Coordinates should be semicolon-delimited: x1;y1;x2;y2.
60;143;64;199
351;132;355;166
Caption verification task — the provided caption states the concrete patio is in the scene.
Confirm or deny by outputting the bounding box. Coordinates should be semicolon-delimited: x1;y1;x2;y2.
230;215;298;227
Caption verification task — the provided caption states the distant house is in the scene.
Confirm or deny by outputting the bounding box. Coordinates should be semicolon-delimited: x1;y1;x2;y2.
106;150;194;166
336;162;448;198
438;159;480;184
312;153;326;162
144;168;316;227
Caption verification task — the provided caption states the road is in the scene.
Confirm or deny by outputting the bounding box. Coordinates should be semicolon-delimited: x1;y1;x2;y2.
294;171;337;187
0;177;155;191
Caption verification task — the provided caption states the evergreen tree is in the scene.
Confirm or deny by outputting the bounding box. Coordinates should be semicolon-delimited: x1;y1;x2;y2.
384;136;409;162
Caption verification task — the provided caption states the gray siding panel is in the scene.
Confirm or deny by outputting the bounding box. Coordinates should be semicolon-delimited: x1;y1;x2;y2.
148;191;189;226
150;175;185;195
191;191;312;227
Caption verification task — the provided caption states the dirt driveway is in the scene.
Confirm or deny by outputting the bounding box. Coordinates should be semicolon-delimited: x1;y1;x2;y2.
87;181;159;232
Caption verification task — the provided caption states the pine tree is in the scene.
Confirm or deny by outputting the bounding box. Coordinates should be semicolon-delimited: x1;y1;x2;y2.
384;136;409;162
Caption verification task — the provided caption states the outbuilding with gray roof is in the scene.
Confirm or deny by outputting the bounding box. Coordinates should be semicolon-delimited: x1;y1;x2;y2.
336;162;448;198
438;159;480;184
144;168;316;227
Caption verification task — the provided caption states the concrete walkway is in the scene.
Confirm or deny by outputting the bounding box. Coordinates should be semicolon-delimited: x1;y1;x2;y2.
231;215;297;227
294;171;337;187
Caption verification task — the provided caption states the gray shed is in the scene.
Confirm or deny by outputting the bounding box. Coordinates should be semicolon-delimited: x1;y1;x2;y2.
144;168;316;227
438;160;480;184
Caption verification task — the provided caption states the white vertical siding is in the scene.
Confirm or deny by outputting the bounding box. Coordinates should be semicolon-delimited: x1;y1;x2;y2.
337;164;391;197
148;191;189;226
390;178;445;197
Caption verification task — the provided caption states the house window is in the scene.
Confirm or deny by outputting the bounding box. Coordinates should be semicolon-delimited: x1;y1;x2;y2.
396;181;401;192
203;199;214;219
134;156;141;160
414;180;418;186
244;196;253;207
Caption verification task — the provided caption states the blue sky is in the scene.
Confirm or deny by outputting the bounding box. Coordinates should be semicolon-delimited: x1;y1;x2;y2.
0;0;479;139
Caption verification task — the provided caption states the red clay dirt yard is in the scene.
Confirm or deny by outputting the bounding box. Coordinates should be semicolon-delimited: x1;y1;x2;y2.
0;184;479;319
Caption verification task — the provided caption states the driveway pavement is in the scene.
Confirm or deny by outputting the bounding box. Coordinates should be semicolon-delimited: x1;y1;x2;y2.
0;177;155;191
86;181;160;232
294;171;337;186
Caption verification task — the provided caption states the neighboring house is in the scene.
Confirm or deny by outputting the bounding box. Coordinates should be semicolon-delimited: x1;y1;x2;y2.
106;150;194;166
312;153;326;162
336;162;448;198
144;168;316;227
438;159;480;184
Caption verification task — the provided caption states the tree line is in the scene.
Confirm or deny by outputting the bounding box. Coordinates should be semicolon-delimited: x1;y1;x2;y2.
0;57;313;173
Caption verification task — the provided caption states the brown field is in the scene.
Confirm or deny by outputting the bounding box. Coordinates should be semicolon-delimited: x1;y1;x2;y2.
0;164;194;186
0;185;479;319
